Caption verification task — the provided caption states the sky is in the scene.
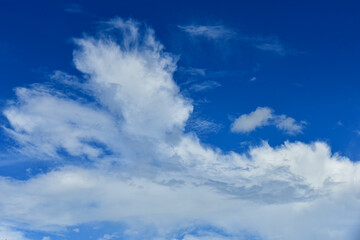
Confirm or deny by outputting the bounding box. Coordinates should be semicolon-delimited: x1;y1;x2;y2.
0;0;359;240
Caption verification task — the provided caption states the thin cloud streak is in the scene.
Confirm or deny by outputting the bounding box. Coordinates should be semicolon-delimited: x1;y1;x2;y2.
178;25;236;39
189;80;221;92
179;24;301;56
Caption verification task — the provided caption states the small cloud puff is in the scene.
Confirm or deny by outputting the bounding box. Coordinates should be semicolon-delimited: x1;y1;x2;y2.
231;107;305;135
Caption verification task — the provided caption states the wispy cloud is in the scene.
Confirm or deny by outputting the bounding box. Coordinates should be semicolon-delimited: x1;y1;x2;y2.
254;41;302;56
231;107;305;134
337;121;343;126
180;67;206;76
255;41;288;56
178;25;236;40
187;118;222;134
98;233;118;240
243;35;303;56
189;80;221;92
64;4;84;14
179;24;301;56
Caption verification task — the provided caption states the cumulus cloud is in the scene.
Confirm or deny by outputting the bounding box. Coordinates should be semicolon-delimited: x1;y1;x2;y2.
1;18;359;240
73;19;193;140
3;87;121;159
231;107;305;134
0;142;359;239
0;226;29;240
231;107;273;133
178;25;236;40
274;114;306;135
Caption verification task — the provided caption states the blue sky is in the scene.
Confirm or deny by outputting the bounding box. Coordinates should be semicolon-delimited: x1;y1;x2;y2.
0;1;359;240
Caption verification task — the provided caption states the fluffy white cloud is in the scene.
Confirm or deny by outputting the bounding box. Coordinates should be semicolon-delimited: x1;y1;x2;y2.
73;19;193;140
274;114;305;135
1;18;359;240
0;226;29;240
231;107;273;133
178;25;236;40
3;87;121;159
231;107;305;134
0;143;359;239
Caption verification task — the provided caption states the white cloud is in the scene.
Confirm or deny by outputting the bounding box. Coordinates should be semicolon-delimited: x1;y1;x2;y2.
179;25;236;40
73;18;193;140
255;42;287;56
187;118;222;134
231;107;305;134
254;41;302;56
0;226;29;240
231;107;273;133
179;231;238;240
180;67;206;76
179;25;299;56
98;233;118;240
0;140;359;239
189;80;221;92
3;87;122;159
274;114;306;135
234;35;301;56
1;18;359;240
